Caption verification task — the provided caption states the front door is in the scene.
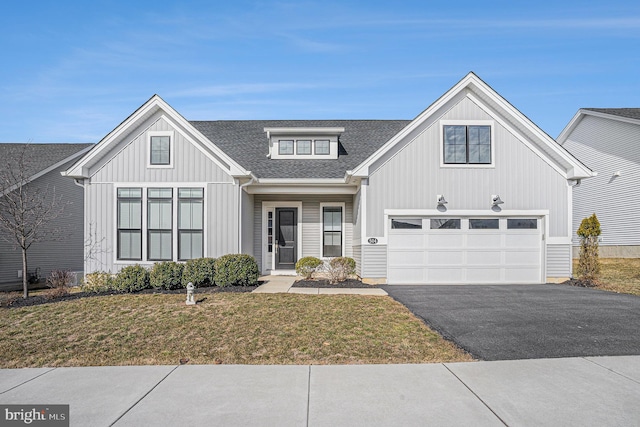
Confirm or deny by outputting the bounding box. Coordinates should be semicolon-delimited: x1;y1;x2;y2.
275;208;297;270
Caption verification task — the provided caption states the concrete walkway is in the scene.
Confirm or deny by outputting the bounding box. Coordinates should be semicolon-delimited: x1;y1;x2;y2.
253;275;388;296
1;357;639;426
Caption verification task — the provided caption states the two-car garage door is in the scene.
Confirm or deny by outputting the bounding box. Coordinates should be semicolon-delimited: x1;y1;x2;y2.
387;216;544;284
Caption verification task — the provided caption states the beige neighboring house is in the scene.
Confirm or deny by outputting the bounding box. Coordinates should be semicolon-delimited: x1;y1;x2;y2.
558;108;640;258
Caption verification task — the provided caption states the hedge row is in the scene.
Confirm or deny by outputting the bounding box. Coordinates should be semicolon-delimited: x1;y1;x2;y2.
81;254;259;293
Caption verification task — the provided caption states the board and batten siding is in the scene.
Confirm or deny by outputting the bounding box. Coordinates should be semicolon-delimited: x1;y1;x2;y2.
0;161;85;285
83;116;239;274
365;96;569;239
92;117;233;184
562;115;640;249
252;194;353;273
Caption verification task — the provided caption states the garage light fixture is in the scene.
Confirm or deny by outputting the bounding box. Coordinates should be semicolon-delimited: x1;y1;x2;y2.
491;195;504;206
437;195;447;206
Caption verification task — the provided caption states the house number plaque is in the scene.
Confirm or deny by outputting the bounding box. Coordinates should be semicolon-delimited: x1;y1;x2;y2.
368;238;378;244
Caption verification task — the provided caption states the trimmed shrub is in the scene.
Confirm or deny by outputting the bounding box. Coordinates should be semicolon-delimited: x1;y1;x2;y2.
214;254;260;287
295;257;323;279
81;272;115;293
182;257;216;288
326;257;356;283
577;213;601;283
150;261;185;290
113;265;150;293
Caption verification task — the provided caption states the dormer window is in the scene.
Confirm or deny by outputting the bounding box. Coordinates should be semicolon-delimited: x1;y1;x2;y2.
297;140;312;155
315;140;330;155
279;140;294;155
265;127;344;160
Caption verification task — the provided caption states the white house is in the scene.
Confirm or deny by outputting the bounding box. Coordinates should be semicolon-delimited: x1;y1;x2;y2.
557;108;640;257
64;73;593;284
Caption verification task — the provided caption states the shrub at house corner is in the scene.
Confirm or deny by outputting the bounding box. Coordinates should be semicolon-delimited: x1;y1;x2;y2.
577;213;601;283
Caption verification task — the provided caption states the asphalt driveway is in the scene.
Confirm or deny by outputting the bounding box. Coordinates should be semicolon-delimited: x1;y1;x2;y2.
382;284;640;361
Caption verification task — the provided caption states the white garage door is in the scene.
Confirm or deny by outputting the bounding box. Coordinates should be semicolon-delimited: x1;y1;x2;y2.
387;216;543;284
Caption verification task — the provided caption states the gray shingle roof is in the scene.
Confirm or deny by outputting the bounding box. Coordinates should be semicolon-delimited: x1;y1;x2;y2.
0;143;93;180
584;108;640;121
190;120;411;179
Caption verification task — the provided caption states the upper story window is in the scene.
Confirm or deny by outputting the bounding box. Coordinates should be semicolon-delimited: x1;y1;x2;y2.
441;122;493;167
265;127;344;159
279;140;294;155
297;140;312;155
148;131;174;168
315;140;330;155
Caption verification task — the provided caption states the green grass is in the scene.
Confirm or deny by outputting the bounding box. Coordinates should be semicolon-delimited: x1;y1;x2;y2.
0;293;472;368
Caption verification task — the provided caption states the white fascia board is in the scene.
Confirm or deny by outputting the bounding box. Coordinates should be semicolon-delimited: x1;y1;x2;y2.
463;85;594;180
556;110;584;144
349;73;478;178
246;182;358;195
263;127;345;135
558;108;640;143
384;209;550;217
64;95;251;179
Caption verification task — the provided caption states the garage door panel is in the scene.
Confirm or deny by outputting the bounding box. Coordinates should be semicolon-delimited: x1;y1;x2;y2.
388;215;544;285
427;234;464;248
388;268;424;284
388;250;424;266
427;268;464;283
428;250;464;266
467;250;502;265
466;267;502;283
467;233;502;247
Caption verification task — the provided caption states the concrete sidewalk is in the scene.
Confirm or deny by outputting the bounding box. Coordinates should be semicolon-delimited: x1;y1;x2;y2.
1;357;639;426
253;275;388;296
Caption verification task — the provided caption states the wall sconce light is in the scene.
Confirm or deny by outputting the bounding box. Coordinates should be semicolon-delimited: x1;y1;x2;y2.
437;195;447;206
613;171;621;177
491;195;504;206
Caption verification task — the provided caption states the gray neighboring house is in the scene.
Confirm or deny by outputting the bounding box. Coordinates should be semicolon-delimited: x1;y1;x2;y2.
557;108;640;257
0;143;93;288
64;73;592;285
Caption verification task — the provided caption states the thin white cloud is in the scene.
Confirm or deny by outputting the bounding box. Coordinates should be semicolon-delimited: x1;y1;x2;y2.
167;82;330;98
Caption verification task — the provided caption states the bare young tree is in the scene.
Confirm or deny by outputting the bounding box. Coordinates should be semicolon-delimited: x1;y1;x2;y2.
0;145;67;298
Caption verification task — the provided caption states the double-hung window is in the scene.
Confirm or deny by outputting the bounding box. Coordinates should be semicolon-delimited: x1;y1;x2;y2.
443;125;491;165
117;188;142;260
322;206;342;257
147;188;172;260
178;188;204;260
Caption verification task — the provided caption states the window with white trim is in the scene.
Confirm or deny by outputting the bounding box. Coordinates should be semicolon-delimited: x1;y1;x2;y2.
322;206;342;257
178;188;204;260
147;188;172;261
150;136;171;165
443;125;491;164
117;188;142;260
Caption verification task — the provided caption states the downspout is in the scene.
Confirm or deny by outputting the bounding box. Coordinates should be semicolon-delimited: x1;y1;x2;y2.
238;174;256;254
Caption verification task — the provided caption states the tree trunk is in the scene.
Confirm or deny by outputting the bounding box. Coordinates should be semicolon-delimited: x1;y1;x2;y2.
22;248;28;299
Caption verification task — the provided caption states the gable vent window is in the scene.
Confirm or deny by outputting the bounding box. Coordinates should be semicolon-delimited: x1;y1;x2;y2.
150;136;171;165
443;125;491;164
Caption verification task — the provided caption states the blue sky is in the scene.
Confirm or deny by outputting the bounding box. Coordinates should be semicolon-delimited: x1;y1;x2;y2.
1;0;638;142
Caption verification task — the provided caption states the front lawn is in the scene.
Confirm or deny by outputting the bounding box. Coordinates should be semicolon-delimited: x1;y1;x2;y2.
0;293;472;368
588;258;640;296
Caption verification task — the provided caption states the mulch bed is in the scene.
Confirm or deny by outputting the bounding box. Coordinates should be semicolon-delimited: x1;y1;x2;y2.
562;278;598;288
292;278;379;288
1;285;258;309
